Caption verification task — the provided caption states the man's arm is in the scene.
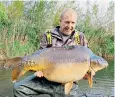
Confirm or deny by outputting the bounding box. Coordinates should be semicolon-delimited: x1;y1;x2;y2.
83;34;88;47
79;32;88;47
35;33;49;77
39;34;48;49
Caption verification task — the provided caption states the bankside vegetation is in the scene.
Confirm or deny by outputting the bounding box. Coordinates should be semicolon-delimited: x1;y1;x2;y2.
0;1;114;59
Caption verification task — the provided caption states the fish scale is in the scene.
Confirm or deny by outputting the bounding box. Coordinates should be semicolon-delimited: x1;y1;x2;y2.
29;46;90;64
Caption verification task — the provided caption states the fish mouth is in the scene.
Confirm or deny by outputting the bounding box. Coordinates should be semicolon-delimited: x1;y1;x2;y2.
98;59;108;68
90;55;108;71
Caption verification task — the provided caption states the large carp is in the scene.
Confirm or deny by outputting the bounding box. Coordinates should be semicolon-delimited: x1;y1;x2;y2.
4;45;108;95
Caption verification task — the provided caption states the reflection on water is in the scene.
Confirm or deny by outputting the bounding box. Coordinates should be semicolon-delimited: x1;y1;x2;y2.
78;59;114;96
0;69;13;97
0;60;114;97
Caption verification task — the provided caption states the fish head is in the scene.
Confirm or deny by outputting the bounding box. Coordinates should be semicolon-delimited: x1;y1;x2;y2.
90;55;108;73
86;55;108;88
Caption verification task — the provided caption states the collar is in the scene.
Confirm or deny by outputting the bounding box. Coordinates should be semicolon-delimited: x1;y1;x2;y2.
51;26;75;40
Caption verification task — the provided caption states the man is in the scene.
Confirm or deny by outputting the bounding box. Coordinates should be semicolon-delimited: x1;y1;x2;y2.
13;8;88;97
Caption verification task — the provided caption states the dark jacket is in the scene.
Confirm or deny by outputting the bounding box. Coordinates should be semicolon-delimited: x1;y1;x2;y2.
40;26;88;49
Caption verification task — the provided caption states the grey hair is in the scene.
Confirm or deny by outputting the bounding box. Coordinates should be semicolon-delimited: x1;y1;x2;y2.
60;8;77;20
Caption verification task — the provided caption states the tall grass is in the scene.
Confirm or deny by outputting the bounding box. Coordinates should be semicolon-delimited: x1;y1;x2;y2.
0;1;114;58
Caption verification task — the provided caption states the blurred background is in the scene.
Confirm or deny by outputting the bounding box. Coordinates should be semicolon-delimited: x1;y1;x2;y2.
0;0;114;58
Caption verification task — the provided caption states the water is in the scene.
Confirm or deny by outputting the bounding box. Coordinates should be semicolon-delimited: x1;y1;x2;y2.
78;59;114;96
0;60;114;97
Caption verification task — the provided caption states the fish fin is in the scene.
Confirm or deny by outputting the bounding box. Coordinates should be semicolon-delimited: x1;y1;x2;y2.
12;66;21;82
87;70;93;88
19;69;27;77
11;67;27;82
64;82;73;95
4;57;22;69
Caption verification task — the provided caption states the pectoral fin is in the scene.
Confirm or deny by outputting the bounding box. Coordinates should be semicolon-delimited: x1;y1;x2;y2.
12;66;21;83
12;67;27;83
64;82;73;95
19;69;27;77
87;70;93;88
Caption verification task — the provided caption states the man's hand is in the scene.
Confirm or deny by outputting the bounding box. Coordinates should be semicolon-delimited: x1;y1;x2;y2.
34;71;44;78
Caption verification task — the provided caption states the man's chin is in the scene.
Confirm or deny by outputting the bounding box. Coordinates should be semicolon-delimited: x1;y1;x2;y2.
63;30;72;35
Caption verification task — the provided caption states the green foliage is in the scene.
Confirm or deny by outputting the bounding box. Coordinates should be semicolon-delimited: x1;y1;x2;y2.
7;40;35;57
0;4;7;20
0;0;114;58
76;0;114;57
92;3;98;16
7;1;24;20
53;10;60;26
0;3;8;27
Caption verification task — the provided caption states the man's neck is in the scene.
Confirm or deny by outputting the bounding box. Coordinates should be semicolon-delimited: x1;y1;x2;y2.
59;28;70;36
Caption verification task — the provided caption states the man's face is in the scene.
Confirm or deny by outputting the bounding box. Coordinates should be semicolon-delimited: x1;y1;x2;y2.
60;13;77;35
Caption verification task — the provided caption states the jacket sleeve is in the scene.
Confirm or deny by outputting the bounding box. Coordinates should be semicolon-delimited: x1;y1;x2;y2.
39;33;48;49
79;32;88;47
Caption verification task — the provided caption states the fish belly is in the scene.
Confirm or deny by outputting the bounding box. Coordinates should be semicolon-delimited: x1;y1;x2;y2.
43;61;89;83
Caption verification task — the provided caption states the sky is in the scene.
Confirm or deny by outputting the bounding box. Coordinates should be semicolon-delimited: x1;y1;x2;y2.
77;0;114;10
76;0;114;18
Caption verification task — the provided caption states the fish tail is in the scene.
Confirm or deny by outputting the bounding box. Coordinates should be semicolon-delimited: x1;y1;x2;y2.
4;57;22;69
